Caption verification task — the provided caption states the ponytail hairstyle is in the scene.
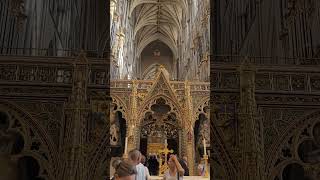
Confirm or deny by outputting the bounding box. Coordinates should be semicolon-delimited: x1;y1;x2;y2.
113;159;137;178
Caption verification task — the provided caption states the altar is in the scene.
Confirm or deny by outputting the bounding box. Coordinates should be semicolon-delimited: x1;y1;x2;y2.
149;176;210;180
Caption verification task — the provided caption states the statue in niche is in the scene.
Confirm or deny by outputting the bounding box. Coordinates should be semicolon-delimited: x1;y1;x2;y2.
110;111;120;146
194;115;210;162
198;119;209;147
110;123;119;146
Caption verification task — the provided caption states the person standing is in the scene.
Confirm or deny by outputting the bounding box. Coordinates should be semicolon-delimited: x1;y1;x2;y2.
163;155;184;180
147;156;155;175
128;149;149;180
140;155;150;180
178;156;189;176
112;159;137;180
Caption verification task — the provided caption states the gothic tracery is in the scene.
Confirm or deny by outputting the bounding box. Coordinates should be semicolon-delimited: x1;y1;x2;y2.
0;0;319;179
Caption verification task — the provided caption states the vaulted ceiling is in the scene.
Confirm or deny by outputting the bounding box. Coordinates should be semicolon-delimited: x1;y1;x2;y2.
129;0;188;58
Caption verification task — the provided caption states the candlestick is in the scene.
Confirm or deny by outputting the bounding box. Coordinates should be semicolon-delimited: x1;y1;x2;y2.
203;138;207;155
165;139;167;146
203;154;209;178
124;137;128;155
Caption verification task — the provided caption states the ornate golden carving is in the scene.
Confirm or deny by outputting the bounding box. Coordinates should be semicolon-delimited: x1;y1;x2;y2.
148;143;164;154
110;67;209;176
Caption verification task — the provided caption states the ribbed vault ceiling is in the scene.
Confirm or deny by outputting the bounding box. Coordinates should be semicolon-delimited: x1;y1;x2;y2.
130;0;188;57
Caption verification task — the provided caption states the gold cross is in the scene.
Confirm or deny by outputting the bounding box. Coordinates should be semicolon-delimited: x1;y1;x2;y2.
157;143;174;176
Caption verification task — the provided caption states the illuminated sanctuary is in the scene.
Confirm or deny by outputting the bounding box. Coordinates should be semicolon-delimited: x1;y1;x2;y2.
2;0;319;179
109;0;210;178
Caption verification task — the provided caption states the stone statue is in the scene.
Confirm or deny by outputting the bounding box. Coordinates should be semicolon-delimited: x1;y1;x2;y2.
110;123;119;146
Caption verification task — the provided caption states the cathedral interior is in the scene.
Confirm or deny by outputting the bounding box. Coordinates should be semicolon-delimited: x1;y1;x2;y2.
0;0;320;180
109;0;210;179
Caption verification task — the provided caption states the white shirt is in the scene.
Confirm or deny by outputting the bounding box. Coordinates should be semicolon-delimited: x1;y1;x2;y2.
136;163;150;180
163;170;183;180
145;166;150;179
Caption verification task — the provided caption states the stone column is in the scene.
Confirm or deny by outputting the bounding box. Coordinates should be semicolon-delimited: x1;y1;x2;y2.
62;52;90;180
238;58;265;180
127;80;139;151
173;58;177;80
184;81;195;175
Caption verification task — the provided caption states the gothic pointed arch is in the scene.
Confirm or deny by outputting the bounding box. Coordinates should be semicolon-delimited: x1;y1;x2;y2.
194;97;210;122
0;100;59;180
138;94;183;127
211;106;237;179
211;125;237;179
137;34;178;59
130;0;184;64
129;0;188;18
137;68;183;124
266;110;320;179
110;95;128;120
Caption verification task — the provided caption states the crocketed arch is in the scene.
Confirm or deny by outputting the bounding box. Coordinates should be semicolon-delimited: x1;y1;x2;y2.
0;100;58;180
266;110;320;179
136;35;178;59
137;94;183;126
110;95;128;121
194;97;210;122
211;125;237;179
129;0;188;18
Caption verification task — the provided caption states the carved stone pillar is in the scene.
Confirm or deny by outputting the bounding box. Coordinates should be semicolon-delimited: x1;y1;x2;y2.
62;52;90;180
110;0;117;22
9;0;27;31
184;81;195;175
173;59;177;80
238;59;265;180
128;80;139;151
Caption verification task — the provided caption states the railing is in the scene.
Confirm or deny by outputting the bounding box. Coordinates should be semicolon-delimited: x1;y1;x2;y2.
212;63;320;94
110;79;210;93
0;47;109;58
110;80;133;89
137;81;153;90
2;54;318;95
0;63;73;84
170;81;185;91
212;55;320;65
0;55;109;87
190;82;210;91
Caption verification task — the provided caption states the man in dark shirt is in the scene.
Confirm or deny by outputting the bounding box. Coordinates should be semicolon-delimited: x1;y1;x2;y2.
178;156;189;176
147;155;159;175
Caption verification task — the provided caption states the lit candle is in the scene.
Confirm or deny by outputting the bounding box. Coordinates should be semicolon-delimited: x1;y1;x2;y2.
165;139;167;146
124;137;128;154
203;138;207;155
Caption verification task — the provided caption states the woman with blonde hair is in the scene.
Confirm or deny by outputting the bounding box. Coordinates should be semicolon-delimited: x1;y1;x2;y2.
163;155;185;180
